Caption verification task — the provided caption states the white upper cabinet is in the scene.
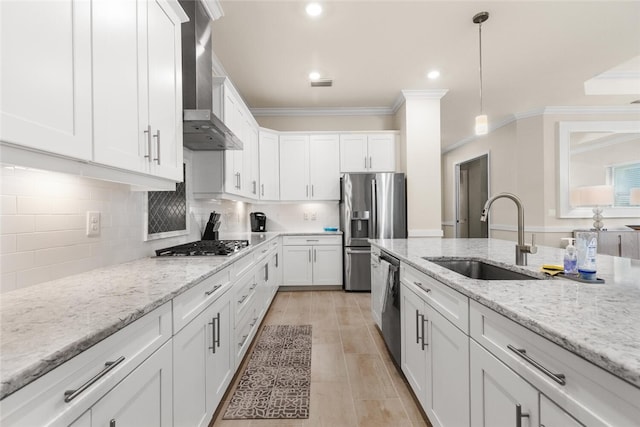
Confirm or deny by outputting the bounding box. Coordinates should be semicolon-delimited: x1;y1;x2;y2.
279;134;340;201
1;0;186;186
340;133;396;172
259;130;280;200
92;0;184;181
0;0;93;159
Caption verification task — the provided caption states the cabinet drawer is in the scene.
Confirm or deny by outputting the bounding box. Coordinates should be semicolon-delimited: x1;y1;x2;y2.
0;303;172;427
470;300;640;426
234;271;257;325
235;304;258;363
172;267;231;333
232;252;255;279
400;263;469;333
254;243;272;262
283;235;341;246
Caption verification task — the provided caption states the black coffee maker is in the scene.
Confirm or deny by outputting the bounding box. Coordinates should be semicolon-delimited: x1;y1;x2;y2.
250;212;267;232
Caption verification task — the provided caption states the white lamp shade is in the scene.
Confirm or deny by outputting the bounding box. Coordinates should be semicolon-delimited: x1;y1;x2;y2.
574;185;615;207
630;188;640;205
475;114;488;135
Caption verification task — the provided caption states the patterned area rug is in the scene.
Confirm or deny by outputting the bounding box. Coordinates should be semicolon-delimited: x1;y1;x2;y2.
223;325;312;419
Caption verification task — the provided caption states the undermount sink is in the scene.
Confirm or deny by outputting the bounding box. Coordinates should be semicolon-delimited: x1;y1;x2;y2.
424;258;542;281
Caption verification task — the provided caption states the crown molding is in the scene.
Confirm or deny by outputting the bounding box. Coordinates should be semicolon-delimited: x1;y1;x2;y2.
250;106;395;117
201;0;224;20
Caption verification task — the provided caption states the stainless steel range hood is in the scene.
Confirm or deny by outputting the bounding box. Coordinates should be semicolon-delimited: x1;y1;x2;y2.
180;0;242;150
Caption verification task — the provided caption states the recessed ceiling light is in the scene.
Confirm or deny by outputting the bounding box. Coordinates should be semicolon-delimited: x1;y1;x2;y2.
306;2;322;17
309;71;321;81
427;70;441;80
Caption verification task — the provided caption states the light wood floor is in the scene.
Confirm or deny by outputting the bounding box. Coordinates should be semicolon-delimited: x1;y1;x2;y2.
211;290;432;427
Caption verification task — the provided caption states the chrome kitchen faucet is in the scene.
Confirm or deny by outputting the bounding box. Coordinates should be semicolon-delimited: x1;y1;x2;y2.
480;193;537;266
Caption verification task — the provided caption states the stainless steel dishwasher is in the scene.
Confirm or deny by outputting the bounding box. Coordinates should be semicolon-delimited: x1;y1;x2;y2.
380;251;401;366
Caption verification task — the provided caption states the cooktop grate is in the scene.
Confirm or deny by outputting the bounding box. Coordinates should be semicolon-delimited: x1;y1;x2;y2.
155;240;250;257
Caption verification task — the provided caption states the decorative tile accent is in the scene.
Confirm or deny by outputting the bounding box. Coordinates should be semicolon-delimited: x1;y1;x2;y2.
147;164;186;235
224;325;312;420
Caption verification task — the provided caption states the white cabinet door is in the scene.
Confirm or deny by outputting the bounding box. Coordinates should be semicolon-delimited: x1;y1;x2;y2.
401;283;428;409
424;304;470;427
540;395;584;427
146;0;183;180
282;245;313;285
312;245;342;285
309;135;340;200
174;292;233;427
259;130;280;200
92;0;183;180
340;134;368;172
0;0;92;160
245;122;260;198
279;135;309;201
367;134;396;172
91;341;173;427
92;0;146;173
470;340;538;427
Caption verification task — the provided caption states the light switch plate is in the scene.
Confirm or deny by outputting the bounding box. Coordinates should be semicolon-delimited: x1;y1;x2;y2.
86;211;101;237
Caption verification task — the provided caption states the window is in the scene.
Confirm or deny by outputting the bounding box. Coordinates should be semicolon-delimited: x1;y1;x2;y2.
609;162;640;206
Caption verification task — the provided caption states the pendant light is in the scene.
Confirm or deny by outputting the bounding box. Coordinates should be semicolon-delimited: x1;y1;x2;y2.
473;11;489;136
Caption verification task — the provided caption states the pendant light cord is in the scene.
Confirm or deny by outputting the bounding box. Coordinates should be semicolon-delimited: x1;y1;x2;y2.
478;20;483;115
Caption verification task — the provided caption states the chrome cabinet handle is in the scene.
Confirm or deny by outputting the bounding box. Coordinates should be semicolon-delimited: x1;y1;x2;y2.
205;284;222;296
261;183;264;197
313;249;317;262
208;313;220;354
265;263;269;281
421;316;428;350
515;404;529;427
238;172;241;190
239;334;248;348
413;281;431;293
306;239;319;242
364;156;367;169
152;130;160;164
415;310;421;344
618;234;622;257
64;356;125;402
250;317;258;327
308;249;312;263
249;283;257;291
369;156;372;169
252;180;257;194
144;125;152;161
508;344;566;385
311;184;314;197
238;294;248;304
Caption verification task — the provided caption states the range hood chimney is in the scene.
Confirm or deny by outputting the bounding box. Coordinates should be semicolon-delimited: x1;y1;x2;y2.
179;0;242;150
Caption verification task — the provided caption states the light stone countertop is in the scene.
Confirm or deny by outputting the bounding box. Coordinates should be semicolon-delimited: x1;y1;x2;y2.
0;233;281;400
370;237;640;388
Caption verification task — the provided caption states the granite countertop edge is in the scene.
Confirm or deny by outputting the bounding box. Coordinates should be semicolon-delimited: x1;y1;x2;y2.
0;234;280;400
370;239;640;389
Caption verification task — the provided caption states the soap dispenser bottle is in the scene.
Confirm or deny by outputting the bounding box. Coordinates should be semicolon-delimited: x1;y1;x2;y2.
561;237;578;275
576;231;598;281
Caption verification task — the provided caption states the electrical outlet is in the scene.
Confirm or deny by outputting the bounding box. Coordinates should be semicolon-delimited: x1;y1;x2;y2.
303;212;309;221
311;212;317;221
86;211;101;237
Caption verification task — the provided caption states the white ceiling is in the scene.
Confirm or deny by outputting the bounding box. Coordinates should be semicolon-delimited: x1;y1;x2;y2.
210;1;640;149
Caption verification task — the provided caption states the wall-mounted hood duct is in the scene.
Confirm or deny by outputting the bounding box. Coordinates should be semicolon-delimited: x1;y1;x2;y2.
180;0;242;150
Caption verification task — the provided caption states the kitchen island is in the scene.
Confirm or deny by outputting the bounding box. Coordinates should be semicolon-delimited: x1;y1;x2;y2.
371;237;640;426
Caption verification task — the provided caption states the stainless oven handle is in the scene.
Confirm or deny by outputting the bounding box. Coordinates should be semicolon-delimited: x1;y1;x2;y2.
346;248;372;254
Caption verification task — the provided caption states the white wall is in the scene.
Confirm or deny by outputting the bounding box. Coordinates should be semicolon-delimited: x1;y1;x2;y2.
249;202;339;232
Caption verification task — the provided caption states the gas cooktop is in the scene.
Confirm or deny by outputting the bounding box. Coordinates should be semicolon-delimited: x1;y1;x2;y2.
155;240;250;257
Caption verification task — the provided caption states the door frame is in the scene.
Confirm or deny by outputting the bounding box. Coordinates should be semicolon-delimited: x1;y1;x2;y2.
454;152;491;238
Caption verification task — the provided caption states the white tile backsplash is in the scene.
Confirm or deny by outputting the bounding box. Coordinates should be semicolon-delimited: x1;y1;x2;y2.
0;163;342;292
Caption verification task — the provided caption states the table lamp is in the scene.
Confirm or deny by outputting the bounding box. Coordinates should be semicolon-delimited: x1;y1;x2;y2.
574;185;614;231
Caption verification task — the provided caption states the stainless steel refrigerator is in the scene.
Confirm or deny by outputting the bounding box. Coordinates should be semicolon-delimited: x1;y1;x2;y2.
340;173;407;291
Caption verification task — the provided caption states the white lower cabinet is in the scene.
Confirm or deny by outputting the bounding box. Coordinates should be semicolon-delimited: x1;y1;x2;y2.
400;279;470;427
370;246;384;328
470;340;538;427
173;289;233;427
89;340;173;427
281;235;342;286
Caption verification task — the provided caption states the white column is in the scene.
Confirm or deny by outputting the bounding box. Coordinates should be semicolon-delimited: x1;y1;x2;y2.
397;90;448;237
